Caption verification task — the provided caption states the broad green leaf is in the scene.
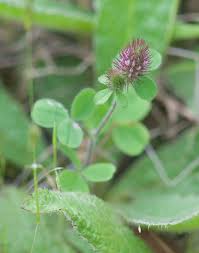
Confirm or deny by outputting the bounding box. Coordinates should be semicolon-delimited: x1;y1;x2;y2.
31;99;68;128
57;170;89;192
83;163;116;182
71;88;96;121
0;187;75;253
134;77;158;101
94;88;113;105
57;118;83;148
113;87;151;123
112;123;150;156
96;0;179;75
23;189;152;253
98;74;110;85
148;49;162;71
108;128;199;232
0;85;43;166
115;91;128;108
0;0;93;34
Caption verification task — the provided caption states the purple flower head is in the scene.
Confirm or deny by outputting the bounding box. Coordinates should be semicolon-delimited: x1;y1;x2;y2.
112;39;150;83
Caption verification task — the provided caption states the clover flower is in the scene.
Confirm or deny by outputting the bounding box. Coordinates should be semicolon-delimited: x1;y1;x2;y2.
112;39;150;83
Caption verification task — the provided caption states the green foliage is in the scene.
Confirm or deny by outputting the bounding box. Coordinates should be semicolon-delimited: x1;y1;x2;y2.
71;88;96;121
112;123;150;156
0;0;93;34
23;189;152;253
57;118;83;148
134;77;158;101
115;91;128;108
0;85;43;166
31;99;69;128
148;49;162;71
56;170;89;192
96;0;179;75
108;128;199;232
83;163;116;182
113;88;151;123
94;88;113;105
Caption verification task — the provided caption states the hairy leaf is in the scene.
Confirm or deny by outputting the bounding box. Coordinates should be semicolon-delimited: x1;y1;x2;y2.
108;128;199;232
23;189;152;253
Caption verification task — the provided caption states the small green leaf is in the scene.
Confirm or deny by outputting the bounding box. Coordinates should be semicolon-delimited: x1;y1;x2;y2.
57;170;89;192
83;163;116;182
71;88;96;121
113;87;151;123
134;77;158;101
115;91;128;108
98;74;109;85
57;118;83;148
148;48;162;71
94;89;113;105
112;123;150;156
31;99;68;128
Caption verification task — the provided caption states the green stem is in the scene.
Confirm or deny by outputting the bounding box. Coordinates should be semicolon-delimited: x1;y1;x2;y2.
24;0;34;109
33;166;40;224
52;124;59;187
85;99;117;166
53;124;57;169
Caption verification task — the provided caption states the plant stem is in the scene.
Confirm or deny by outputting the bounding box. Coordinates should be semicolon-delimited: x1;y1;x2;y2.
85;100;117;166
24;0;34;109
52;124;59;187
33;166;40;224
53;124;57;169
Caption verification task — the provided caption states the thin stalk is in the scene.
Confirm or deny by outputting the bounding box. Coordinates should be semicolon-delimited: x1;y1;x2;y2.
33;167;40;224
52;124;57;169
24;0;34;109
85;100;117;166
52;124;59;187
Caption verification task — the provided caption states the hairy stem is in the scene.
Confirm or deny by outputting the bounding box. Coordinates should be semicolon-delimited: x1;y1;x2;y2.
85;100;117;166
33;166;40;224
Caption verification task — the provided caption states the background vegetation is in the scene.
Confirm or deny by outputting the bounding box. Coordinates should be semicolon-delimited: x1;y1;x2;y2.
0;0;199;252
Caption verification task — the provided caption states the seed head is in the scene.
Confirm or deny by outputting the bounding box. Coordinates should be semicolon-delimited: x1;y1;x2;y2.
112;39;150;83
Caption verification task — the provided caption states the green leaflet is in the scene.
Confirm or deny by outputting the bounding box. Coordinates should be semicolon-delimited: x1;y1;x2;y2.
0;84;43;167
107;128;199;232
96;0;179;75
0;0;93;34
23;189;153;253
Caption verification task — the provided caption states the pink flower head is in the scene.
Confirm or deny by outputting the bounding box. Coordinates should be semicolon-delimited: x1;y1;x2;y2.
113;39;150;83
